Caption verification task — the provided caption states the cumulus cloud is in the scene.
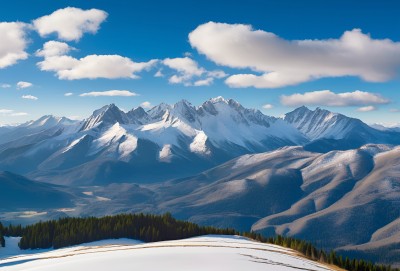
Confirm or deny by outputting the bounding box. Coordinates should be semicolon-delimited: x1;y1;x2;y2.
64;92;73;96
140;101;152;108
163;57;204;83
280;90;389;107
79;90;138;97
36;41;74;57
17;81;33;89
37;53;157;80
262;104;273;109
1;84;11;88
162;57;226;86
34;12;155;80
189;22;400;88
33;7;108;41
0;109;28;116
0;22;29;69
357;106;377;112
194;77;214;86
22;95;38;100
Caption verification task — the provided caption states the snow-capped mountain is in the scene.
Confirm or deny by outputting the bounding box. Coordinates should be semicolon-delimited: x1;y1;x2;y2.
285;106;400;152
0;97;398;185
0;97;307;185
284;106;358;140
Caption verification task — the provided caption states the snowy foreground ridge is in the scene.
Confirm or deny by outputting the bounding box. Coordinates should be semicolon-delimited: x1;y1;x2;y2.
0;235;336;271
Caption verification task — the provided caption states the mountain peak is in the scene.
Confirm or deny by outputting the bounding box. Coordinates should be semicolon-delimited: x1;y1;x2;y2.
148;103;172;120
22;115;75;129
289;105;311;114
129;106;146;116
284;105;371;141
175;99;192;106
173;99;197;123
127;107;150;125
81;103;128;130
92;104;119;116
209;96;228;104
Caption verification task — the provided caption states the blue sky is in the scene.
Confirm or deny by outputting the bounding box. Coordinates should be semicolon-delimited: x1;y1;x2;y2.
0;0;399;125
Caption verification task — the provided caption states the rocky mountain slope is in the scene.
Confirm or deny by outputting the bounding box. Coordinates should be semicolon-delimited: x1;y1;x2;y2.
0;144;399;265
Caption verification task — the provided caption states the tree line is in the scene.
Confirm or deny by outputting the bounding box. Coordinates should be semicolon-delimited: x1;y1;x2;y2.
1;213;236;249
0;222;5;247
0;214;398;271
242;231;398;271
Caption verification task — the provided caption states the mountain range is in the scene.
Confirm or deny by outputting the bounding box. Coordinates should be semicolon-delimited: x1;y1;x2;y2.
0;97;399;266
68;144;398;266
0;96;399;185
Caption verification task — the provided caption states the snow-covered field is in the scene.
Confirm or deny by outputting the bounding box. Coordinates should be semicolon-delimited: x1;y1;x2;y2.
0;235;336;271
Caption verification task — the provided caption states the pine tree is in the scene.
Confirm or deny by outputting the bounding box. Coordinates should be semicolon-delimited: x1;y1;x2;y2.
0;232;4;247
0;222;5;247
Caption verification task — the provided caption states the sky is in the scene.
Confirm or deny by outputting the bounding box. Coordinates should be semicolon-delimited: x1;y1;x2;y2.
0;0;400;125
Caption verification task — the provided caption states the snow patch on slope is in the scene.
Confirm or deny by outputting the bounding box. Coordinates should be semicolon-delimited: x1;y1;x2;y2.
62;135;87;153
89;123;137;159
190;131;210;155
159;144;173;162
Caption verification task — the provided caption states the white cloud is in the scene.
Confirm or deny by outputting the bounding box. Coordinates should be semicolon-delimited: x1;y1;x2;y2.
37;54;157;80
1;84;11;88
357;106;377;112
280;90;389;107
0;109;28;116
226;73;310;89
36;41;74;57
79;90;139;97
0;22;29;69
162;57;226;86
168;75;185;84
154;69;164;77
389;108;400;113
33;7;108;41
22;95;38;100
194;77;214;86
189;22;400;88
207;70;228;79
17;81;33;89
10;112;28;116
140;101;152;108
262;104;274;109
64;92;73;96
163;57;204;78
